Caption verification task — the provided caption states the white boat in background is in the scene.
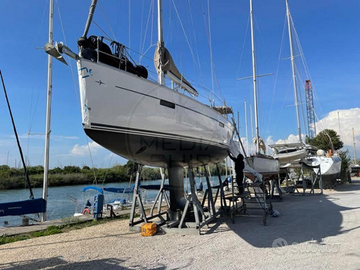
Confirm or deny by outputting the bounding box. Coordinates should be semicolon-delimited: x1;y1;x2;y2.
246;154;280;177
282;0;341;183
269;0;341;185
270;143;307;166
270;143;318;167
304;150;342;182
269;0;308;167
245;0;279;179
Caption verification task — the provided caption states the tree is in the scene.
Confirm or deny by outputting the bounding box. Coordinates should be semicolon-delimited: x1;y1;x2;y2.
50;167;63;174
308;129;343;151
123;161;137;178
338;150;352;183
63;166;81;174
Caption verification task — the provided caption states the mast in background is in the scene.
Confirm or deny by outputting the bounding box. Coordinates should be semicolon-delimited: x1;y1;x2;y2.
244;100;249;154
286;0;302;143
353;128;357;164
42;0;54;222
249;0;260;154
305;80;316;139
157;0;165;85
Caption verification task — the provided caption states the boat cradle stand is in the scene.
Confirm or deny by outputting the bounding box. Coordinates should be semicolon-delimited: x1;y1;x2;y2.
282;163;323;195
128;164;228;235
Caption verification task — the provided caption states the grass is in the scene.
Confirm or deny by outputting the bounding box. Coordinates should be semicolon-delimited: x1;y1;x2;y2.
0;214;132;246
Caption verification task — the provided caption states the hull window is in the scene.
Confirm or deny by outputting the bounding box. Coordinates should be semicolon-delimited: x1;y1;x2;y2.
160;99;175;109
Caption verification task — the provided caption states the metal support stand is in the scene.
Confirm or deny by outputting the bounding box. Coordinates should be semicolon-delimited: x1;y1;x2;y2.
129;165;169;230
298;163;323;195
202;165;216;217
129;164;147;227
129;163;227;234
177;166;208;230
149;168;170;220
283;163;323;195
216;164;227;208
269;176;283;201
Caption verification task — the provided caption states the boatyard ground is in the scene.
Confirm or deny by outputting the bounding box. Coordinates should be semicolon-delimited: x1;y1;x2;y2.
1;178;360;270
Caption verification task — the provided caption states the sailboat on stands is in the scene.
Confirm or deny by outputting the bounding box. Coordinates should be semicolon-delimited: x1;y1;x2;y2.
271;0;341;184
244;0;279;179
269;0;311;168
45;0;234;219
49;0;233;168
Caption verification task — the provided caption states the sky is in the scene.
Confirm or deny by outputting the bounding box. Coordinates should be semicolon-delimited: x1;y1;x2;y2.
0;0;359;169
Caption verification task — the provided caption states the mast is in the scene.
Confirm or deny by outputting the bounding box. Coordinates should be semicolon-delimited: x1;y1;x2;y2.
286;0;302;143
42;0;54;222
353;128;357;164
83;0;98;38
249;0;260;154
157;0;165;85
244;100;249;154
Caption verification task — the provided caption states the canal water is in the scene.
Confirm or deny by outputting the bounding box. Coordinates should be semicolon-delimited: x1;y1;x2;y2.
0;176;227;227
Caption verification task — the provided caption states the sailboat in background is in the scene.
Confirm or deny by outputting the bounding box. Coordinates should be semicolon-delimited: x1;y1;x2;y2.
270;0;341;183
269;0;310;167
244;0;279;179
0;0;55;222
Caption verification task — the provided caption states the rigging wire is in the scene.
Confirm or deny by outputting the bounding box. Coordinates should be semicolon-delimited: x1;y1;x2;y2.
25;0;48;164
113;0;121;39
200;1;225;105
98;1;117;41
55;0;79;106
101;154;114;186
187;0;203;84
235;15;250;83
295;65;307;137
205;0;215;102
140;0;155;63
55;0;98;182
288;12;325;136
1;70;34;199
171;0;200;77
266;14;287;134
92;21;112;40
86;137;98;185
128;0;131;52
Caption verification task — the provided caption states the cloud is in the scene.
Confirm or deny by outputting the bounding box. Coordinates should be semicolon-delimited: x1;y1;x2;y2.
70;141;103;156
274;133;302;144
0;138;16;148
239;135;276;155
271;108;360;160
315;108;360;147
16;134;79;140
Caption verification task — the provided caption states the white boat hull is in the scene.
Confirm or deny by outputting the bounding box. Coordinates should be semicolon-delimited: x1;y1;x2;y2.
307;156;342;182
246;155;280;179
77;59;233;167
275;148;307;166
269;143;310;167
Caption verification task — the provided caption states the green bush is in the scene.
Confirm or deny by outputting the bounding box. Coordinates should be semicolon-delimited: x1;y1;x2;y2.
0;164;170;190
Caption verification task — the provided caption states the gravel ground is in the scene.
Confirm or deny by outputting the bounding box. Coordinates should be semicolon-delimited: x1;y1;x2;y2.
1;179;360;270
